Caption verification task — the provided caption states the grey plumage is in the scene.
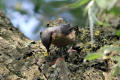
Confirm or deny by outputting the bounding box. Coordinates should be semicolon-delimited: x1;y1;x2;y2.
40;24;75;52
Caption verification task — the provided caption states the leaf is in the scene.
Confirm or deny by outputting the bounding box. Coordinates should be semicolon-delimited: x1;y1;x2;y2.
85;53;103;61
108;6;120;16
95;0;117;10
68;0;90;9
116;30;120;37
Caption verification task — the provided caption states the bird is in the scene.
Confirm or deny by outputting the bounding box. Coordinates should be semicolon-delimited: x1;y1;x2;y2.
40;24;76;53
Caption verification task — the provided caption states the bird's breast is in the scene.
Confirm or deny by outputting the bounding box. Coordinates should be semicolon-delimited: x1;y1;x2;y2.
51;30;75;47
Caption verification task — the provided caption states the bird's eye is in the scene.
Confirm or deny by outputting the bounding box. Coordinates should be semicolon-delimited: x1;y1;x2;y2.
67;24;70;27
47;23;49;27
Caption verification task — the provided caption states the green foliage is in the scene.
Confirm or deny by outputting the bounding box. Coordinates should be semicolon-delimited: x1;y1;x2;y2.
68;0;89;9
116;30;120;37
0;0;5;10
85;53;102;60
32;0;41;13
67;0;119;26
108;6;120;16
95;0;117;10
48;0;71;8
86;1;104;25
85;45;120;77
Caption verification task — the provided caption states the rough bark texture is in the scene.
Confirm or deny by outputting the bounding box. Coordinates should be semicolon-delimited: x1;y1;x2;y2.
0;10;45;80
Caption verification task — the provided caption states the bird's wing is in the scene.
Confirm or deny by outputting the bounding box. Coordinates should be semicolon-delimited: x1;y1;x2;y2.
60;24;74;35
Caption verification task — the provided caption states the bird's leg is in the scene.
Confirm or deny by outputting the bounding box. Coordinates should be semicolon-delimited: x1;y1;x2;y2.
67;44;77;54
58;47;67;57
47;49;51;56
61;47;64;57
58;47;63;57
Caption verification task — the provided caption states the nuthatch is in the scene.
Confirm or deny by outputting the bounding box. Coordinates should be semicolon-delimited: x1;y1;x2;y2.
40;24;75;52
